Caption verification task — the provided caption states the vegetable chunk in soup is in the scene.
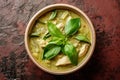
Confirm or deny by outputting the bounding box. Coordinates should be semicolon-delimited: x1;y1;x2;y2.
29;10;91;72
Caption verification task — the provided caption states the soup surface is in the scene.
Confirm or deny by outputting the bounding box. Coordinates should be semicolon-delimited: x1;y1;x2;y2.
29;10;91;72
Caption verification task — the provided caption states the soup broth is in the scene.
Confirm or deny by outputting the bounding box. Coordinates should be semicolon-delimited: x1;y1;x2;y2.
29;10;91;72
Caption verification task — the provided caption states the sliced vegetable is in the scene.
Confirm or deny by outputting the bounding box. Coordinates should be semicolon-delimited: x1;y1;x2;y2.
43;32;51;40
49;10;57;20
30;26;41;37
43;45;61;60
61;11;69;19
65;18;80;36
63;43;78;65
47;22;64;38
30;39;40;52
75;34;90;44
30;32;40;37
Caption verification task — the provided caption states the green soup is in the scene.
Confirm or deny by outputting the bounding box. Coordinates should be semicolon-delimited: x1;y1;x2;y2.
29;10;91;72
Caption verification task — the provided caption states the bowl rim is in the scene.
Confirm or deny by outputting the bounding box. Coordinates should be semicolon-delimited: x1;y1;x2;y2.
25;3;96;75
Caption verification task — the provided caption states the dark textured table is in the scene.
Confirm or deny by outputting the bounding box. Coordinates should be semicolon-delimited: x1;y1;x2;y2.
0;0;120;80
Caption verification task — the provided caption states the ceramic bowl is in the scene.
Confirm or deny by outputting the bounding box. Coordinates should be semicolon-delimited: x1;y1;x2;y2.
25;4;96;75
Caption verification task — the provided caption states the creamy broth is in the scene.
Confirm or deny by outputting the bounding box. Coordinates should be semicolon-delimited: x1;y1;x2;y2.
29;10;91;72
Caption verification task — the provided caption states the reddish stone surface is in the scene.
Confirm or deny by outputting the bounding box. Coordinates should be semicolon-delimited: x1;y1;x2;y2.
0;0;120;80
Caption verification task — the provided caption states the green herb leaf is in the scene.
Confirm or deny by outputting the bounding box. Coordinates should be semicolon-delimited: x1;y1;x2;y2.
43;32;51;40
43;43;56;59
65;18;80;36
63;43;78;65
43;44;55;54
49;37;65;45
47;22;64;38
43;44;61;60
49;10;57;20
75;34;90;44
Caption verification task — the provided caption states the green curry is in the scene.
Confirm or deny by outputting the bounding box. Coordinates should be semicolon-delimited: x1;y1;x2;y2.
29;10;91;72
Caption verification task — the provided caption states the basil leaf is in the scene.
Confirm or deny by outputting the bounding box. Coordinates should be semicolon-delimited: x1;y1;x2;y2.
43;45;61;60
42;43;56;59
75;34;90;44
49;37;64;45
65;18;80;36
43;32;51;40
49;10;57;20
63;43;78;65
43;43;58;59
47;22;64;38
61;45;66;55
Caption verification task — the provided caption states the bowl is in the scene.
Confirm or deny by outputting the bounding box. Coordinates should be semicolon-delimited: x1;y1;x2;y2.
25;4;96;75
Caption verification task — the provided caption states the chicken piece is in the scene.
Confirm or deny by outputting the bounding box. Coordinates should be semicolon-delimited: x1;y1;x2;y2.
55;44;90;66
72;40;80;47
56;23;64;29
79;44;89;57
54;54;64;60
73;43;78;47
52;20;57;24
56;23;64;31
55;56;71;66
38;39;48;48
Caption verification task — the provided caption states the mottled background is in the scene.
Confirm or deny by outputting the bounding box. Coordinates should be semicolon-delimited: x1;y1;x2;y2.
0;0;120;80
